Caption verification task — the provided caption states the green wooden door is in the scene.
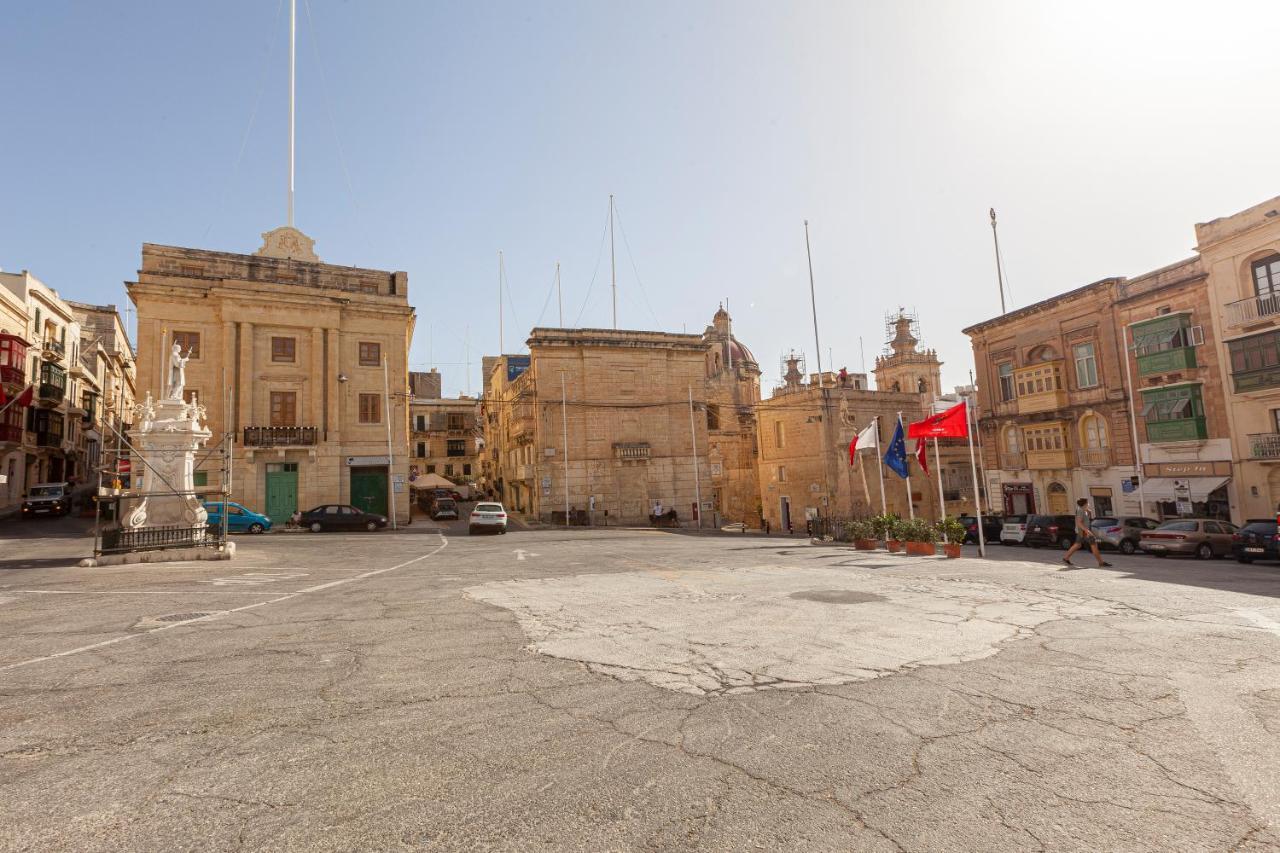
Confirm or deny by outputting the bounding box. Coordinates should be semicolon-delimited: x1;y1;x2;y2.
350;467;388;516
265;463;298;523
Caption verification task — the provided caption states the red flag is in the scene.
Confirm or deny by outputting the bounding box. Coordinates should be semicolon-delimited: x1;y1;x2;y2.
915;439;930;476
0;383;6;407
908;400;969;439
14;385;33;408
848;439;856;466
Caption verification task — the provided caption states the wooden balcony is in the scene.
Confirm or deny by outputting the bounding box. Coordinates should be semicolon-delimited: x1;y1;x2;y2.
1026;449;1072;469
0;423;22;445
1014;360;1068;414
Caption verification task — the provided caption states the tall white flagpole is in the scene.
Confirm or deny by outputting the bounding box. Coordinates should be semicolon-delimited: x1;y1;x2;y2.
288;0;295;228
965;400;985;556
874;416;887;516
898;412;914;519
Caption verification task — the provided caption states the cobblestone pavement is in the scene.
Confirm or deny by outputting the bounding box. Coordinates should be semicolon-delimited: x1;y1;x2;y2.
2;518;1279;851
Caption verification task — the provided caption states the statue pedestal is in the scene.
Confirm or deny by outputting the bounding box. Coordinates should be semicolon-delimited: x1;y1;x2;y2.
124;394;213;532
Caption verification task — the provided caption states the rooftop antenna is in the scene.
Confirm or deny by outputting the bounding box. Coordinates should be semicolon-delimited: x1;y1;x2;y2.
288;0;296;227
990;208;1007;314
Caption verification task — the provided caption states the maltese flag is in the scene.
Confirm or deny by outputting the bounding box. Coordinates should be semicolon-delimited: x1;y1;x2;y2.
848;420;878;465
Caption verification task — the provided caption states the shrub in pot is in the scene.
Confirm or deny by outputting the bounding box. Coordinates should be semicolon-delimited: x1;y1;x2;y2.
848;519;878;550
875;514;905;552
937;517;966;558
900;518;938;556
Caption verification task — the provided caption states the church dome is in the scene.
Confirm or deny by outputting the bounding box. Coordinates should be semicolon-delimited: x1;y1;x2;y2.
728;337;756;366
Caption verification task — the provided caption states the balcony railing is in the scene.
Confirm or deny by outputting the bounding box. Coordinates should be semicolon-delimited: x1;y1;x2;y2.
242;426;319;447
1225;293;1280;328
0;424;21;444
35;431;63;447
1249;433;1280;459
37;382;65;404
98;524;223;556
1077;447;1111;468
998;451;1025;470
41;338;66;358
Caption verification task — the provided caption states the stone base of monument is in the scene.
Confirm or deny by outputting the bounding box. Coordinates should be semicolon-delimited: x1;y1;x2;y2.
80;541;236;568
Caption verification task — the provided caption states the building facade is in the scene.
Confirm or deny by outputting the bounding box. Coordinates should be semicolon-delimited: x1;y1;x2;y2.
482;326;715;527
0;271;84;506
69;302;137;490
701;307;762;526
409;370;481;494
126;228;415;525
965;280;1139;519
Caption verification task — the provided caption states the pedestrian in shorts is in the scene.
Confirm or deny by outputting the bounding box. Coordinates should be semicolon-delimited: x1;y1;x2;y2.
1063;497;1112;568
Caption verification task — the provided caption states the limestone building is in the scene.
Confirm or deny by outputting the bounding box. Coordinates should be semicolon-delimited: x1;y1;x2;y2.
68;302;137;487
408;369;481;494
126;228;415;525
482;325;717;527
0;271;83;501
700;307;762;526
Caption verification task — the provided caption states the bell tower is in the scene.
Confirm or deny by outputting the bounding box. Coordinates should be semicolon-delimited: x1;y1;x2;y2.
873;310;942;397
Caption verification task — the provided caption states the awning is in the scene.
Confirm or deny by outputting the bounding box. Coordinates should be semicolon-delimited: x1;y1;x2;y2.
1139;476;1231;501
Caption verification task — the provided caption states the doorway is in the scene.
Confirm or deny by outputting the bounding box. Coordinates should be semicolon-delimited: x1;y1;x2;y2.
779;495;792;533
350;466;388;516
265;462;299;522
1047;482;1069;514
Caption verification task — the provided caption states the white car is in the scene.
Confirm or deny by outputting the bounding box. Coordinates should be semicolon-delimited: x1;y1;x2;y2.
468;502;508;535
1001;514;1028;545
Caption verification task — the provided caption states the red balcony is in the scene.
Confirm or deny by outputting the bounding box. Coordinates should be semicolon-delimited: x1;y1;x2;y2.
0;423;21;444
0;333;28;387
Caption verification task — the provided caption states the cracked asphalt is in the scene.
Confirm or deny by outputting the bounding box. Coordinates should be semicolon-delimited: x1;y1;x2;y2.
2;517;1280;851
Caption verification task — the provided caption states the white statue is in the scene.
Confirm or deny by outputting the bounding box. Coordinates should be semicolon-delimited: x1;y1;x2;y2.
166;343;191;400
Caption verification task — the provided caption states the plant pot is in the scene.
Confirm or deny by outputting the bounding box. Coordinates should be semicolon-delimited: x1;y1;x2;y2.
886;539;902;553
854;538;878;551
943;543;962;559
905;541;936;556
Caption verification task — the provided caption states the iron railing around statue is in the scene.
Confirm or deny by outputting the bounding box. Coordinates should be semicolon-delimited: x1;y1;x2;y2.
98;523;225;555
242;426;319;447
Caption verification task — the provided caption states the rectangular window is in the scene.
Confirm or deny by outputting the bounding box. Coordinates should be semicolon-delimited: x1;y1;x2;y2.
444;464;454;477
1253;255;1280;299
773;420;785;448
192;470;208;487
463;463;472;476
448;413;465;430
1228;330;1280;392
447;439;466;457
270;391;297;427
271;336;296;363
416;441;426;457
706;404;721;431
1073;342;1098;388
777;465;787;482
172;331;200;359
358;393;380;423
358;341;381;367
426;464;436;474
997;363;1015;401
1272;409;1280;435
415;414;427;431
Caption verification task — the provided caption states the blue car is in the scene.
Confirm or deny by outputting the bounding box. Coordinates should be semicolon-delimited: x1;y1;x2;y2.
204;501;272;534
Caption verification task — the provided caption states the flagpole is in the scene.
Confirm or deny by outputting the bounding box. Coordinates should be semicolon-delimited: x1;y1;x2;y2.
934;437;945;521
898;412;913;520
965;401;986;557
874;416;887;516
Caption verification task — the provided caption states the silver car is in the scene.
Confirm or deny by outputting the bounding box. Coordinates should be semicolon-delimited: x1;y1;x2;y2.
1089;516;1161;555
468;502;508;535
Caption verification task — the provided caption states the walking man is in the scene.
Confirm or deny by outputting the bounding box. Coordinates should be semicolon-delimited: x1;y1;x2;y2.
1063;497;1112;568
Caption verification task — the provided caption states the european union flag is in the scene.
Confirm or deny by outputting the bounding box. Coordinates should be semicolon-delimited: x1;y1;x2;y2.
883;417;909;479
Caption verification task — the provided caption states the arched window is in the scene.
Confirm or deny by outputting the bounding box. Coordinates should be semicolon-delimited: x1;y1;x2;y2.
917;377;927;393
891;381;901;392
1252;254;1280;300
1082;413;1108;449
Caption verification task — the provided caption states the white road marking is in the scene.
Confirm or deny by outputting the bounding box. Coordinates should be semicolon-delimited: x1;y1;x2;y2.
0;535;448;674
1237;609;1280;636
9;589;295;596
514;549;540;561
201;571;310;586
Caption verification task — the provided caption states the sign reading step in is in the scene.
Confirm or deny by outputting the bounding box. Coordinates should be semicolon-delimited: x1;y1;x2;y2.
346;456;391;467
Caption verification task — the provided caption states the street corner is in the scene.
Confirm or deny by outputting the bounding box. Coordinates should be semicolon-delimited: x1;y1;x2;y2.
464;560;1115;696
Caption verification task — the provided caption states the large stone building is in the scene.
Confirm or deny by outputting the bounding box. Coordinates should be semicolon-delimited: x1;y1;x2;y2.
700;307;762;526
68;302;137;488
126;227;415;525
482;323;720;527
965;280;1139;518
408;369;481;494
0;271;83;504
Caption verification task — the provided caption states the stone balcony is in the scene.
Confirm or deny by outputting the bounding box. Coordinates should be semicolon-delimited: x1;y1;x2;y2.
1248;433;1280;459
998;451;1025;470
1077;447;1111;468
242;426;319;447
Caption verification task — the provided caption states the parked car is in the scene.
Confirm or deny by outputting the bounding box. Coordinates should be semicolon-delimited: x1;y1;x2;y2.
1023;514;1078;549
430;498;459;521
468;502;508;535
21;482;71;518
957;514;1003;545
1000;514;1029;546
300;504;389;532
1089;516;1160;555
1139;518;1237;559
1233;519;1280;564
203;501;272;534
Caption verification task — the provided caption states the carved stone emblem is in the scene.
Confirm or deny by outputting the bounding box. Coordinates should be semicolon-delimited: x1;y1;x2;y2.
256;226;319;262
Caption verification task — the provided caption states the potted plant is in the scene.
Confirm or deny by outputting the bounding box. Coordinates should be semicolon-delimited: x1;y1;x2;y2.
901;518;938;556
937;517;966;558
848;519;878;550
874;514;904;552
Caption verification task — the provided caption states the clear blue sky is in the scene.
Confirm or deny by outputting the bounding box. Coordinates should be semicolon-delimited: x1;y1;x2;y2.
5;1;1279;397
